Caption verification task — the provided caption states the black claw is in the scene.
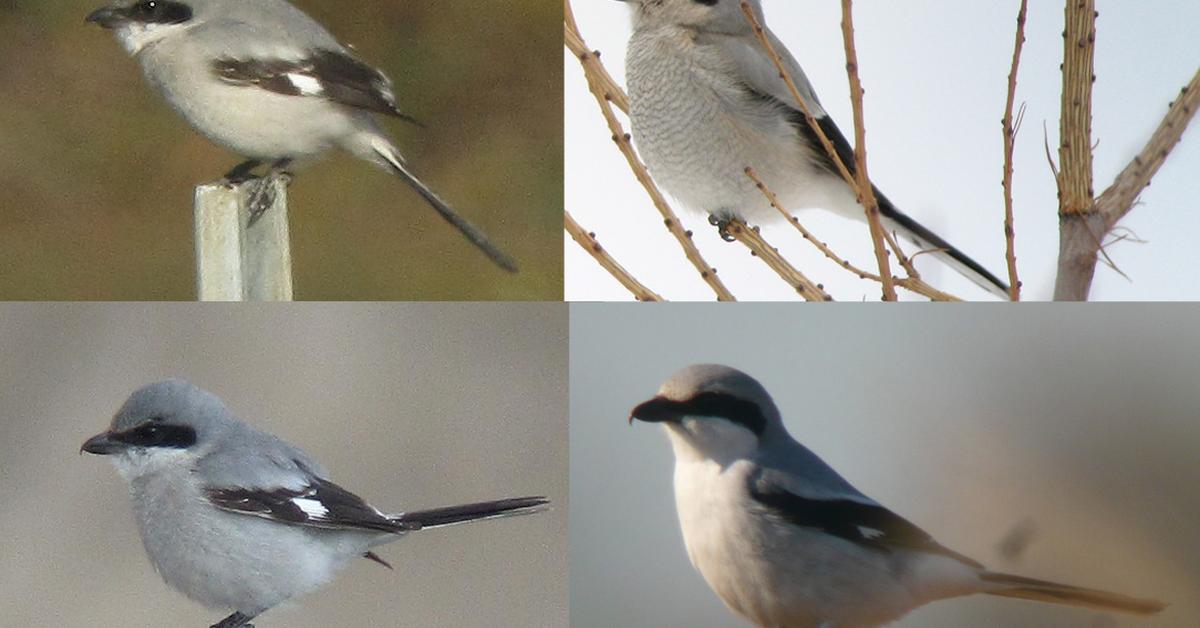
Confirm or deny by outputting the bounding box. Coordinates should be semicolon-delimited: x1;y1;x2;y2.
244;160;294;227
708;215;736;242
245;178;276;227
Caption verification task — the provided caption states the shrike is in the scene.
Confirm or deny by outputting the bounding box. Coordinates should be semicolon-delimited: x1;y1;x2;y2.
86;0;517;272
619;0;1008;298
81;379;547;628
631;364;1164;627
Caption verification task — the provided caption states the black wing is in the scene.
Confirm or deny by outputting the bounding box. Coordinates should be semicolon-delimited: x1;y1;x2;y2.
748;475;982;568
206;476;416;533
213;49;419;124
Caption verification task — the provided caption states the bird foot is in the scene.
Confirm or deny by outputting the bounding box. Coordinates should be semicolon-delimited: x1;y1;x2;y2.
244;159;293;227
210;611;255;628
220;159;264;186
708;214;736;242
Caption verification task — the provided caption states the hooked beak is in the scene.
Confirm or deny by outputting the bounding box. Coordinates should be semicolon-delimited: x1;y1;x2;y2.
80;431;124;455
85;6;124;29
629;396;679;425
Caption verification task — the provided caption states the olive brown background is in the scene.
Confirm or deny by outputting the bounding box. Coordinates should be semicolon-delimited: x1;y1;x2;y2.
0;1;561;299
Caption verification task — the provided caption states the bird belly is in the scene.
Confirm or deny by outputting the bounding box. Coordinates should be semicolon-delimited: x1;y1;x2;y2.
673;460;918;627
627;36;860;226
131;473;374;614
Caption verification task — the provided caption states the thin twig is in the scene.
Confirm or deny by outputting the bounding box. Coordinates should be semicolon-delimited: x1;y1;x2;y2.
565;212;663;301
746;167;878;281
724;221;833;301
745;167;958;301
1095;70;1200;225
838;0;897;301
565;1;736;301
1000;0;1028;301
738;1;896;300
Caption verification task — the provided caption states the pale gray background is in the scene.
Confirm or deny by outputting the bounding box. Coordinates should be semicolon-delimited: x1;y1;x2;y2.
566;1;1200;301
0;303;567;627
570;304;1200;626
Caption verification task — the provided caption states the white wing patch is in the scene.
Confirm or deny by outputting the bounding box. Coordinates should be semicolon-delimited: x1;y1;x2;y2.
857;525;885;540
285;73;324;97
292;496;330;519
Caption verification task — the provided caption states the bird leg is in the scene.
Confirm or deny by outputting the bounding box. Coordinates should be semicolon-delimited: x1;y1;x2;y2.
220;159;264;185
210;611;255;628
245;158;294;227
708;214;736;242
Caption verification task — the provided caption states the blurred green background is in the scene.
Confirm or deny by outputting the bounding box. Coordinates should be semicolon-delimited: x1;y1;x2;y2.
0;0;562;300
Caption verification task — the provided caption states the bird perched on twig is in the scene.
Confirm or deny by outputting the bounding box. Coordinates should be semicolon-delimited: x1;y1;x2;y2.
618;0;1007;297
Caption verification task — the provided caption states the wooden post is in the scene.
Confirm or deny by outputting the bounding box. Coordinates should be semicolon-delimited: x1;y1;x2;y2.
193;179;293;301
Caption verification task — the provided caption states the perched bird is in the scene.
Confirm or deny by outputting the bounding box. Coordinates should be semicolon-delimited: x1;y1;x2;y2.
619;0;1008;298
631;364;1164;627
81;379;547;628
86;0;516;272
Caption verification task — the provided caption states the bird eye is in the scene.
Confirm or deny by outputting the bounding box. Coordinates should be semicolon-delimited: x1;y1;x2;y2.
135;1;159;16
129;0;192;24
138;424;163;442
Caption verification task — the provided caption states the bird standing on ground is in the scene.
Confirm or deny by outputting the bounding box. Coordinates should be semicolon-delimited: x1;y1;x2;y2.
87;0;517;272
631;364;1164;627
618;0;1008;297
82;379;547;628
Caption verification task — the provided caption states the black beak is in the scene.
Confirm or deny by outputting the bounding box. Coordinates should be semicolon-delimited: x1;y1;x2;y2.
85;7;123;28
80;431;123;455
629;396;680;425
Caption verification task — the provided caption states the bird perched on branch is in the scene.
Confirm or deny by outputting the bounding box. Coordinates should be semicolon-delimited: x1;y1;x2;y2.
86;0;517;272
82;379;547;628
631;364;1164;627
618;0;1008;297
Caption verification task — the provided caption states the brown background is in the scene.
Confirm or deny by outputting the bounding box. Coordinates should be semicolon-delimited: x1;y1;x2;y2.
0;0;561;300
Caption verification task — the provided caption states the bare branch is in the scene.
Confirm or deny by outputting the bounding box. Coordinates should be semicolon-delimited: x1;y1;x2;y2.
1054;1;1199;300
745;167;960;301
1001;0;1029;301
838;0;897;301
723;220;833;301
565;212;664;301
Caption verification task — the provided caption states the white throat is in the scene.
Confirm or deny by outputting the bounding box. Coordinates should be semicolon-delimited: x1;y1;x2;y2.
663;416;760;467
112;21;188;56
109;446;196;483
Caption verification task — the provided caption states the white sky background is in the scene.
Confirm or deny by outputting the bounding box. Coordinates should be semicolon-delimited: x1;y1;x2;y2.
565;1;1200;301
569;303;1200;627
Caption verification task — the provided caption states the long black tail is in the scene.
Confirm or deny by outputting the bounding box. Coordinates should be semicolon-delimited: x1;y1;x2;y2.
795;111;1010;299
395;496;549;530
373;144;519;273
878;191;1011;299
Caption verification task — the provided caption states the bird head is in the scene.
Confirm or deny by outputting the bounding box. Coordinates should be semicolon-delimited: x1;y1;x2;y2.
86;1;197;55
616;0;765;36
630;364;782;464
81;379;225;481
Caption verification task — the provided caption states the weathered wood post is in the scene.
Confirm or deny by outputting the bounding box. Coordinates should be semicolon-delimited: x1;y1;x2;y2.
193;179;293;301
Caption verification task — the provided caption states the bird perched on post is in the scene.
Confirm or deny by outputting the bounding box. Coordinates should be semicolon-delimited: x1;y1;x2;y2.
86;0;517;272
631;364;1164;627
81;379;547;628
618;0;1008;298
